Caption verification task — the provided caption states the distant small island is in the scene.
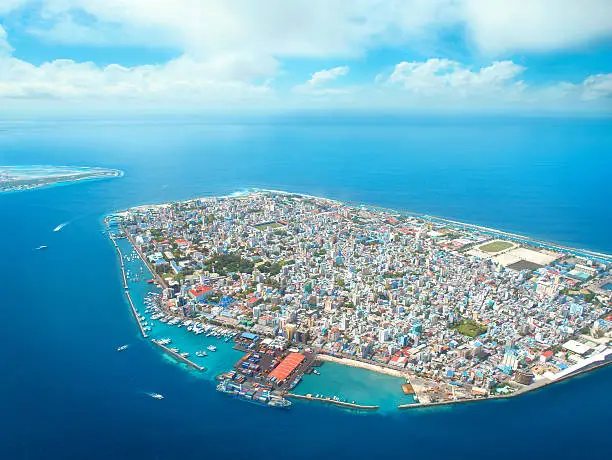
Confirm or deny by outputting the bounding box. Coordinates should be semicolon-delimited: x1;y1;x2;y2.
0;165;123;193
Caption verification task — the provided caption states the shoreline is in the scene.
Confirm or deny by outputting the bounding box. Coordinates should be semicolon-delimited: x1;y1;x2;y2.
398;358;612;410
114;188;612;260
1;165;123;194
104;192;612;413
316;354;410;379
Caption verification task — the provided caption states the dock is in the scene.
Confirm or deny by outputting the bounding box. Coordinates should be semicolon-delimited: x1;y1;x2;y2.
152;339;205;372
125;291;148;338
286;393;379;411
121;223;168;290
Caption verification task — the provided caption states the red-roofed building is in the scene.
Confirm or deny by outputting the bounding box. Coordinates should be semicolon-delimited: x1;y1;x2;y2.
268;353;305;383
189;285;212;302
247;296;261;306
540;350;554;363
175;238;189;248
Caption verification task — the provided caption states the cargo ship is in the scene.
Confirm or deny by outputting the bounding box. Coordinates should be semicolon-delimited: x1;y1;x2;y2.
216;379;291;409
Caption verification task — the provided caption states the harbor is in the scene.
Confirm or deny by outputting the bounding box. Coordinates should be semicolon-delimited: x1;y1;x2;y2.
105;218;425;411
152;339;205;372
286;393;379;411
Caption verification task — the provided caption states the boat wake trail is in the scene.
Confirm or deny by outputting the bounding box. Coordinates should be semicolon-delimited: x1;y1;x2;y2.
53;221;69;232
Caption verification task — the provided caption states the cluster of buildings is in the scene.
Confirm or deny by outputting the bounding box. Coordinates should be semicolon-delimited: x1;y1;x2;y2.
117;191;612;403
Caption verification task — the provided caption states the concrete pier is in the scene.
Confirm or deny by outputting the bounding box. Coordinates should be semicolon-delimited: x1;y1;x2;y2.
286;393;379;411
152;339;205;372
125;291;148;338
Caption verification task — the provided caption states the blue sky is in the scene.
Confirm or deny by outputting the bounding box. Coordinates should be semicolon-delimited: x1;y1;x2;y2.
1;0;611;113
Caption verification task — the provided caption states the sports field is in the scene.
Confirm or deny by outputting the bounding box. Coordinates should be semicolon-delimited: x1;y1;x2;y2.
479;240;514;253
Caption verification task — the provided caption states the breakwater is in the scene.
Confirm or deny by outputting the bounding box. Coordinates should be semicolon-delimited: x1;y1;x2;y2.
106;218;148;338
125;291;148;338
151;339;205;371
286;393;379;411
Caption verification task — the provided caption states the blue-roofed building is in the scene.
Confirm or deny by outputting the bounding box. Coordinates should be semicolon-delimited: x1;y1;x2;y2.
241;332;259;341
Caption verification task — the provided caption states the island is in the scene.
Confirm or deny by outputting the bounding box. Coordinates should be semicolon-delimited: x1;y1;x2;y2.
0;165;122;193
107;190;612;410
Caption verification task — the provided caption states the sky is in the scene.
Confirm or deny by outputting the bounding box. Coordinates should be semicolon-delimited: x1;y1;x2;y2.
0;0;612;114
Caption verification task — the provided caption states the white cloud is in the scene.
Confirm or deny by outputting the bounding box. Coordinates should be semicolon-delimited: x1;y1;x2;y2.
463;0;612;53
293;66;351;95
547;74;612;102
385;59;526;98
0;30;271;104
1;1;611;111
379;58;612;110
307;66;350;86
581;74;612;101
1;0;610;57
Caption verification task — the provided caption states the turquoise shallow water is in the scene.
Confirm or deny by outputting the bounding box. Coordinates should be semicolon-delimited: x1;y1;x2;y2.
1;115;611;460
116;238;245;380
117;236;413;412
296;362;415;411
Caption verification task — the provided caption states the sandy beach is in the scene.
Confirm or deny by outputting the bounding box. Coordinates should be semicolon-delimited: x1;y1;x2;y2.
317;354;411;379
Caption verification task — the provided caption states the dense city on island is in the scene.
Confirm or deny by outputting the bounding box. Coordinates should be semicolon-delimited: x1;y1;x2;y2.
111;191;612;405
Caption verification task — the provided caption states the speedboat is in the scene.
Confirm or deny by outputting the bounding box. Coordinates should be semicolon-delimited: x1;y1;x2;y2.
207;345;217;352
147;392;164;400
117;344;129;352
35;245;48;250
195;350;208;357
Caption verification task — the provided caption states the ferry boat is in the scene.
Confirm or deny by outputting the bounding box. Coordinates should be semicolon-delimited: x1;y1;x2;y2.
116;344;129;352
216;380;291;409
207;345;217;352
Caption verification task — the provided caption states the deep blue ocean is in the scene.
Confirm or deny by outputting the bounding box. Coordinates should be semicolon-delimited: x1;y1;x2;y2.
1;115;611;459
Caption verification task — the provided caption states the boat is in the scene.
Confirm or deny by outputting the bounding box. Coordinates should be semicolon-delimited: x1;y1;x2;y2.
216;380;291;409
35;245;47;250
53;222;69;232
207;345;217;352
195;350;208;357
313;369;321;375
147;392;164;400
116;344;129;352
